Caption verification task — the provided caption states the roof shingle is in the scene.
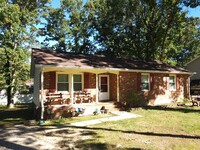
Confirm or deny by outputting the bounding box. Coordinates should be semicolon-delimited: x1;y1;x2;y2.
32;48;191;74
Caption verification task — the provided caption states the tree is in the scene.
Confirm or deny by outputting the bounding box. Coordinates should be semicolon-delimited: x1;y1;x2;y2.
38;7;69;51
62;0;96;53
37;0;199;65
39;0;96;53
176;17;200;66
183;0;200;8
0;0;49;108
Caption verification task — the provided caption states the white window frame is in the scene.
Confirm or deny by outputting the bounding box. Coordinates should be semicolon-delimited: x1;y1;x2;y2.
169;75;176;91
141;73;150;91
73;74;83;91
56;73;69;93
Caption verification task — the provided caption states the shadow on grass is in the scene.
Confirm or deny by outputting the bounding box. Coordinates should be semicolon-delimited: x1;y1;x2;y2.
76;142;141;150
43;124;200;140
0;104;34;125
1;123;197;150
0;139;35;150
142;106;200;113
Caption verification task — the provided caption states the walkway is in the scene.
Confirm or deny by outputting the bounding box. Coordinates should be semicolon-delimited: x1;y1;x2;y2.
71;111;141;127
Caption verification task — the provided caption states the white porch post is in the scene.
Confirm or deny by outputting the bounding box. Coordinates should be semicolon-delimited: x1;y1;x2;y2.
40;69;44;120
71;74;74;104
117;73;120;102
96;73;99;103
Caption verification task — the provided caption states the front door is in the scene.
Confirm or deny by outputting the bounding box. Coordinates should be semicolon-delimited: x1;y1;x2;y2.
99;75;109;100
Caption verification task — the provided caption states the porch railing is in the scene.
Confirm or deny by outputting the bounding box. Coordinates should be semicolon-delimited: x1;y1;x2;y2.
43;91;94;105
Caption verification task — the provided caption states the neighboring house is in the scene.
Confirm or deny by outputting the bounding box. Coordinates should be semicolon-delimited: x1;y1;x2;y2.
185;55;200;80
185;55;200;95
31;48;192;108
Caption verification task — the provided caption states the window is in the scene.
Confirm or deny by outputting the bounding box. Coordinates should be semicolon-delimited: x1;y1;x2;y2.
73;74;82;91
141;74;150;90
57;74;69;91
169;75;176;90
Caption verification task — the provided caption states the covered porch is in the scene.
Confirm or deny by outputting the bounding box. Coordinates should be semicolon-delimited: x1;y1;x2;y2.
34;66;120;106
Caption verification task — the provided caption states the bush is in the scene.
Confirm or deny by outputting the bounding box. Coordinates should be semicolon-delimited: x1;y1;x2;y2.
125;92;148;110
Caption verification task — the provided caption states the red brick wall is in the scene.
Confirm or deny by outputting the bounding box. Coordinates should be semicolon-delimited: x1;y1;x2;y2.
110;74;117;101
119;72;138;101
178;74;189;98
84;73;96;89
119;72;189;105
147;73;169;102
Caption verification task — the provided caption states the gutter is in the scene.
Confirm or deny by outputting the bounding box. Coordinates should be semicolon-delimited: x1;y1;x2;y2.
35;64;193;75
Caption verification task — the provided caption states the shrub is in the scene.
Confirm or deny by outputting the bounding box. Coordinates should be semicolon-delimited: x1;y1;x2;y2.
125;92;148;109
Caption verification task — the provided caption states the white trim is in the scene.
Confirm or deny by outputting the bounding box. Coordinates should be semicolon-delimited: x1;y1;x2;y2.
96;74;99;103
99;75;110;100
56;73;69;93
141;73;150;91
71;74;74;104
36;64;192;75
40;69;44;120
73;73;84;91
169;74;176;91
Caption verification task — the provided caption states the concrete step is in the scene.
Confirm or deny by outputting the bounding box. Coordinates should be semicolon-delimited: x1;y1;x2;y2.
74;102;120;115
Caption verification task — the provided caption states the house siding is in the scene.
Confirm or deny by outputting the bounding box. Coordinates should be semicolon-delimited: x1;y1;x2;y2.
110;74;117;101
185;57;200;80
84;73;96;89
40;70;189;106
119;72;189;105
119;72;138;102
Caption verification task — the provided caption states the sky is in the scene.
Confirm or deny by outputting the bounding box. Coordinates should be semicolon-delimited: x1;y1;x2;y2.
36;0;200;47
51;0;200;17
184;6;200;17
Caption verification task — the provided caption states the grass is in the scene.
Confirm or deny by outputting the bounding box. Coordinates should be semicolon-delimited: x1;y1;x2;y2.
45;113;115;125
0;104;114;126
0;104;34;126
73;106;200;150
1;104;200;149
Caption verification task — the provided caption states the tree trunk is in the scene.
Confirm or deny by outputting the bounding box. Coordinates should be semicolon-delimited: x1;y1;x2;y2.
6;86;14;108
4;54;14;109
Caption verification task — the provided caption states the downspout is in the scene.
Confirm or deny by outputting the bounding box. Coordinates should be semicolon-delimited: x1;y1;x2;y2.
96;73;99;103
40;68;45;124
71;74;74;104
117;73;120;102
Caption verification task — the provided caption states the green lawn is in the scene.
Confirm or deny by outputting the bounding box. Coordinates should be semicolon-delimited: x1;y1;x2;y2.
74;106;200;150
45;113;115;126
1;104;200;149
0;104;34;126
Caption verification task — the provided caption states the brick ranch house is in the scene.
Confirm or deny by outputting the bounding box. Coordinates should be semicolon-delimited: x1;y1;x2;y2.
31;48;192;110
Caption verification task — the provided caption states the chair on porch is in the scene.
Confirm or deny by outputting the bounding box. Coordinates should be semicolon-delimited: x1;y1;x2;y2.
74;91;93;104
44;92;70;105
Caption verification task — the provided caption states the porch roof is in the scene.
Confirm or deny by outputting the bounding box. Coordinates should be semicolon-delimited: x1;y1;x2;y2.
31;48;192;74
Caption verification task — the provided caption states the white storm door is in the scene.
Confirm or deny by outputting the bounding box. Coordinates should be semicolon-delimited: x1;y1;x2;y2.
99;75;109;100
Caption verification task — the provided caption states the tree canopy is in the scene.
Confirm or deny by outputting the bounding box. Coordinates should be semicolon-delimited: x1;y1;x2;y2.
0;0;50;107
38;0;200;65
0;0;199;107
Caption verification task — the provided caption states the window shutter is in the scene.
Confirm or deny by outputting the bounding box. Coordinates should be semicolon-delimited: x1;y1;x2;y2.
150;73;154;90
176;75;180;90
49;71;56;92
137;73;141;91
